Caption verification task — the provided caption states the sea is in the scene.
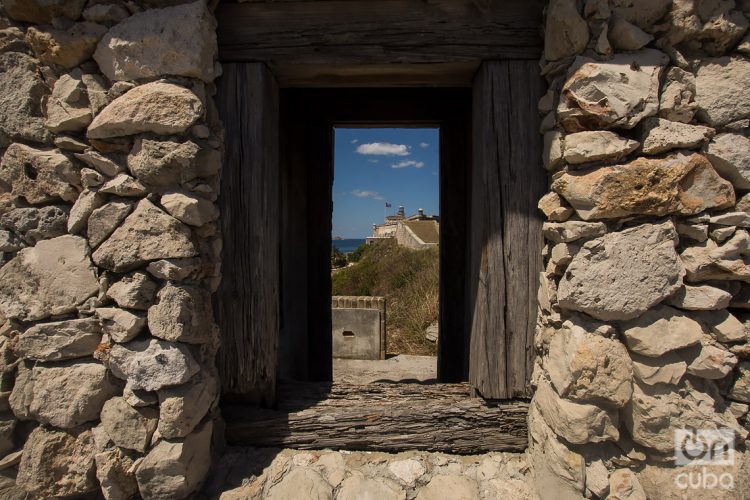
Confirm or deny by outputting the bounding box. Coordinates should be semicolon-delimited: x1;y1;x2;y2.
332;238;366;253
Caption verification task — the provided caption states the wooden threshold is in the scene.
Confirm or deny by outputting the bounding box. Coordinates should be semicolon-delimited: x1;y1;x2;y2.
223;382;529;454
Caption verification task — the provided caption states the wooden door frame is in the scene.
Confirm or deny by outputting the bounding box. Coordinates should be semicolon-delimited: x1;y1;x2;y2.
214;1;546;415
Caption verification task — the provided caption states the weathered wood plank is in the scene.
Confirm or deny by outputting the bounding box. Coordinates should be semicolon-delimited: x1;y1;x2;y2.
224;383;529;453
214;63;280;404
217;0;545;64
467;61;545;399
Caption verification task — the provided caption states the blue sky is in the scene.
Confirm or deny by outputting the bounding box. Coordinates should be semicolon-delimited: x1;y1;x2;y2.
332;128;440;239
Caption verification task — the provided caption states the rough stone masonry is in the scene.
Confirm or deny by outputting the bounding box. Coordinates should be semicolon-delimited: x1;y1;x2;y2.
0;0;222;498
0;0;749;499
536;0;750;498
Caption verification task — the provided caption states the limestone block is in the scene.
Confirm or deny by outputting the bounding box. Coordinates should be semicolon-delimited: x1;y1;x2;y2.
26;23;107;69
45;69;92;133
562;131;638;165
80;167;104;187
416;475;478;500
543;131;564;171
683;341;738;379
552;153;734;221
538;192;573;222
68;189;103;234
611;0;671;30
609;16;653;50
542;221;606;243
547;318;633;407
711;212;750;228
101;396;158;452
659;1;749;56
74;150;124;177
704;133;750;190
158;369;218;439
94;448;139;500
558;49;668;132
681;232;750;283
107;271;157;310
87;82;203;139
10;360;120;428
665;284;732;311
16;426;97;498
0;51;51;144
608;469;646;500
729;361;750;403
148;283;214;344
0;27;27;55
146;258;201;281
15;317;101;362
0;230;22;252
94;1;217;82
93;198;198;272
659;67;697;123
2;0;86;24
623;379;744;453
95;307;146;343
1;205;69;245
135;420;213;500
123;381;158;408
108;338;200;391
620;305;703;357
388;459;425;488
585;459;609;498
557;222;685;321
630;351;687;386
127;138;201;187
99;174;147;197
87;199;134;248
0;144;80;205
0;235;99;321
695;57;750;127
533;378;619;445
693;310;748;343
339;476;404;500
161;191;219;227
544;0;589;61
639;118;714;155
528;404;585;500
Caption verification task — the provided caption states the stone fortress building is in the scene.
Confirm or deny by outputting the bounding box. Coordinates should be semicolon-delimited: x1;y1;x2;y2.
368;205;440;250
0;0;747;498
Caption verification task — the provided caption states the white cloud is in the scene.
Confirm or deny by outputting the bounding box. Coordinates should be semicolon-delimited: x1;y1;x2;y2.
350;139;359;144
356;142;410;156
419;142;430;148
391;160;425;169
351;189;384;201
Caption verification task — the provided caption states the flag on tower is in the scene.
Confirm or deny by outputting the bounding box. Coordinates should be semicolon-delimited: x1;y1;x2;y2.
385;202;392;207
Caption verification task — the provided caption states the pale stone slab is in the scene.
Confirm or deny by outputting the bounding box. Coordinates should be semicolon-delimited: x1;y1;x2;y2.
87;82;203;139
94;1;217;82
557;222;684;321
620;305;703;357
0;235;99;321
0;143;80;205
15;317;101;362
108;338;200;391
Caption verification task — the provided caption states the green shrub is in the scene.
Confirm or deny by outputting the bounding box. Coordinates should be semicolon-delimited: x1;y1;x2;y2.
332;240;438;356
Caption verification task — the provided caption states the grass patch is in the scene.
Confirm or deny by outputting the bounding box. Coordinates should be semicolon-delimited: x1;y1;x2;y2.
332;240;438;356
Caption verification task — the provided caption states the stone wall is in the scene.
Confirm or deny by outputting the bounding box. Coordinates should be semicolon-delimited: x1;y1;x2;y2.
533;0;750;498
0;0;222;498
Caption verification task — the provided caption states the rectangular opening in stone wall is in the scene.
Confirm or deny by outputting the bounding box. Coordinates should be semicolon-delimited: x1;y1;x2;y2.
331;127;440;384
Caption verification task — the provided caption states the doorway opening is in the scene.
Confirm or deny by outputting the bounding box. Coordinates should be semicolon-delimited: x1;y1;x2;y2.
331;127;440;384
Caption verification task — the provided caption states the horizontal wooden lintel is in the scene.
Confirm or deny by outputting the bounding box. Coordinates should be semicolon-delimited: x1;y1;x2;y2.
216;0;544;66
223;382;530;454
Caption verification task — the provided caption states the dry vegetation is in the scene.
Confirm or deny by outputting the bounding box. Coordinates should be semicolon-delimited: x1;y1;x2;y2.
332;241;438;356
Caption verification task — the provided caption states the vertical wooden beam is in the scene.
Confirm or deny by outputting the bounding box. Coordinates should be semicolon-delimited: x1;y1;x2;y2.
214;63;280;405
468;60;545;399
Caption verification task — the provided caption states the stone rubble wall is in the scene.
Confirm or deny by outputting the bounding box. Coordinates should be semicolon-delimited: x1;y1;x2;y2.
0;0;223;498
534;1;750;498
